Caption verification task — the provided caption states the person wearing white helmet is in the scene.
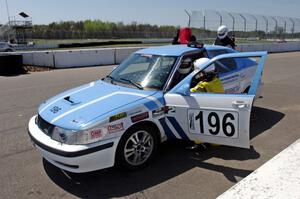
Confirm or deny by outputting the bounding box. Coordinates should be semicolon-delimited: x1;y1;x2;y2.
169;57;193;89
178;58;193;75
214;25;236;49
190;58;224;93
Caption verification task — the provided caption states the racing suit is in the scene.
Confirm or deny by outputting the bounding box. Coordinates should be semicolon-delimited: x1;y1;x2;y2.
214;36;236;49
190;77;224;93
189;75;224;149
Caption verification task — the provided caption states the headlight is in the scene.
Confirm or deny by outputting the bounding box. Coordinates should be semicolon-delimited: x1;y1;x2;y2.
51;126;108;145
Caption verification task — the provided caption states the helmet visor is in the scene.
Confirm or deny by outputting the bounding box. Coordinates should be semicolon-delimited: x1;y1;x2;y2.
218;32;226;37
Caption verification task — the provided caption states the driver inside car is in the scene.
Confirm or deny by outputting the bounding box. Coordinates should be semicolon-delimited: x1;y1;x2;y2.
169;58;193;89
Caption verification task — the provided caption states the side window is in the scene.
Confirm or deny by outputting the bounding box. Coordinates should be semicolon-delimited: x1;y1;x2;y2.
219;58;237;71
168;52;205;90
209;50;237;73
189;56;262;95
208;49;227;57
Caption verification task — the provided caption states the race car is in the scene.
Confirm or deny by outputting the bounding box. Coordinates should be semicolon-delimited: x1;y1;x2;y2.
28;44;267;173
0;42;14;52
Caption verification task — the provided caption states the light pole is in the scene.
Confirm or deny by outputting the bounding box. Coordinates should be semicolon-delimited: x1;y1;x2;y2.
271;16;278;39
216;11;223;26
202;10;206;30
228;12;235;32
5;0;10;23
262;16;269;39
289;18;295;38
185;10;191;28
271;17;278;31
250;14;258;32
239;14;247;32
263;16;269;33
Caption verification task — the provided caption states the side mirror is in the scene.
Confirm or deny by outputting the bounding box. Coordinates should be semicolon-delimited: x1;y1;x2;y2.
175;83;190;96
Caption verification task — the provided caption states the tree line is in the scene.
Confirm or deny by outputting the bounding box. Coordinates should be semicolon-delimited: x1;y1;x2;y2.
28;20;178;39
10;19;298;41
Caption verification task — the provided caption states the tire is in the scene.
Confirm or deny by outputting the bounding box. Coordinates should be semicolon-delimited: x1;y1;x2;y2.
115;124;159;170
5;49;13;52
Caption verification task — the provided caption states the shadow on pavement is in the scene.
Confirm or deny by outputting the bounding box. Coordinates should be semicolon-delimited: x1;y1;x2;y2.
0;68;28;76
43;106;284;198
250;106;285;139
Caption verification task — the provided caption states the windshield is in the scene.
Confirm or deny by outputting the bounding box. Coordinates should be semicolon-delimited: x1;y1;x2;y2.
107;53;178;90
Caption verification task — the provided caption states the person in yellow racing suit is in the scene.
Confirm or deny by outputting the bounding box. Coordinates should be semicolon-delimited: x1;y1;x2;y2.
189;58;224;151
190;58;224;93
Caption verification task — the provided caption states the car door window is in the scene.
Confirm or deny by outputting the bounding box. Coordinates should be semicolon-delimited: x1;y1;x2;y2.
168;52;206;90
209;49;237;73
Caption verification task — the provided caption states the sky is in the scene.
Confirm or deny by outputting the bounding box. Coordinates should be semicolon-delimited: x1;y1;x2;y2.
0;0;299;27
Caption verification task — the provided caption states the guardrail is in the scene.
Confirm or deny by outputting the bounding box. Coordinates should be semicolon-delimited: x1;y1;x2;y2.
8;42;300;68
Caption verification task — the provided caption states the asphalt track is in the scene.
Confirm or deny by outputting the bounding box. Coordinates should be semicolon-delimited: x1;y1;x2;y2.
0;52;300;199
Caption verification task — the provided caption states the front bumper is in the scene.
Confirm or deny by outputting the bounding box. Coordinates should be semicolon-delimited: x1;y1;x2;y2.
28;116;120;173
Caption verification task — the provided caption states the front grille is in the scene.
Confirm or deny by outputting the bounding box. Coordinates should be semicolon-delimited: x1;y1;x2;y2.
36;115;55;136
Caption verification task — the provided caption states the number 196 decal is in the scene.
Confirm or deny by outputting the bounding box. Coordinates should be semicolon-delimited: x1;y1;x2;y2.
188;109;238;138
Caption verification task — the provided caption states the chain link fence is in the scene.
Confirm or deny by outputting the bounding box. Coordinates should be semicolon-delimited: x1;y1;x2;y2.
2;9;300;44
190;10;300;41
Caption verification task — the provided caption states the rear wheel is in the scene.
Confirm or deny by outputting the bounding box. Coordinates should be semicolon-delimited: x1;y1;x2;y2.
116;125;159;170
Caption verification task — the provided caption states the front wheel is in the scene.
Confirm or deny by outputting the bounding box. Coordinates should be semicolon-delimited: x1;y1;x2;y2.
115;125;159;170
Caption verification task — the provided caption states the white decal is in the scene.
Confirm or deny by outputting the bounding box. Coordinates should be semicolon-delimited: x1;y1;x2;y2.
188;109;239;139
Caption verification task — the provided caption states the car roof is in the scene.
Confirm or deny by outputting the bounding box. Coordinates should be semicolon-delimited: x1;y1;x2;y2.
135;44;232;56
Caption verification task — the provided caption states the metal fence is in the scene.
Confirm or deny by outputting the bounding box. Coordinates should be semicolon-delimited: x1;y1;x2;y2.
190;10;300;40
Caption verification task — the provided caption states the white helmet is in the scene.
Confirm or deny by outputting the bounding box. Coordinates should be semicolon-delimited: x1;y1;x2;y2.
194;58;215;73
217;25;228;40
178;58;192;74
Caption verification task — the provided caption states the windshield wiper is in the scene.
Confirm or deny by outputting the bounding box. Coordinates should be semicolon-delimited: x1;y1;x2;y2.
106;75;116;84
120;78;143;90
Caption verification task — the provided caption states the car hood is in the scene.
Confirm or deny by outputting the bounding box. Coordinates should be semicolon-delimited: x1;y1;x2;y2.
38;80;159;130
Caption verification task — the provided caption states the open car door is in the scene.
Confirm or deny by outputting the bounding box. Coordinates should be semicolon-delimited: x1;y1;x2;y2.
164;52;267;148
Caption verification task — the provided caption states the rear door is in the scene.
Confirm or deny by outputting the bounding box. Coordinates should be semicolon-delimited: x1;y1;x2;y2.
164;51;267;148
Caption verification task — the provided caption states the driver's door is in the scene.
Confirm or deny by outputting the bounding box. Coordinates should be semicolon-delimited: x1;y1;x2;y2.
164;52;267;148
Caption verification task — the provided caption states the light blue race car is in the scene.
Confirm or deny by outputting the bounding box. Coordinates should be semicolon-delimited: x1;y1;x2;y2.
28;44;267;173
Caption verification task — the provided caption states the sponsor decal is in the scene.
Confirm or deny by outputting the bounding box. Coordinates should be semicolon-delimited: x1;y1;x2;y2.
127;106;144;116
90;129;102;139
131;112;149;123
109;112;127;122
107;123;124;134
128;110;142;116
152;106;171;117
50;106;61;114
152;108;164;117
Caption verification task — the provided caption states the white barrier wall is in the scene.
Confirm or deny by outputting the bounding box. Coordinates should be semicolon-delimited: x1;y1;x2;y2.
115;47;143;64
32;51;55;67
16;42;300;68
53;48;115;68
21;52;34;66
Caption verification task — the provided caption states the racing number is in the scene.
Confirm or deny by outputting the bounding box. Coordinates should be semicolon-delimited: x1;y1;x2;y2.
222;113;235;137
191;110;237;138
